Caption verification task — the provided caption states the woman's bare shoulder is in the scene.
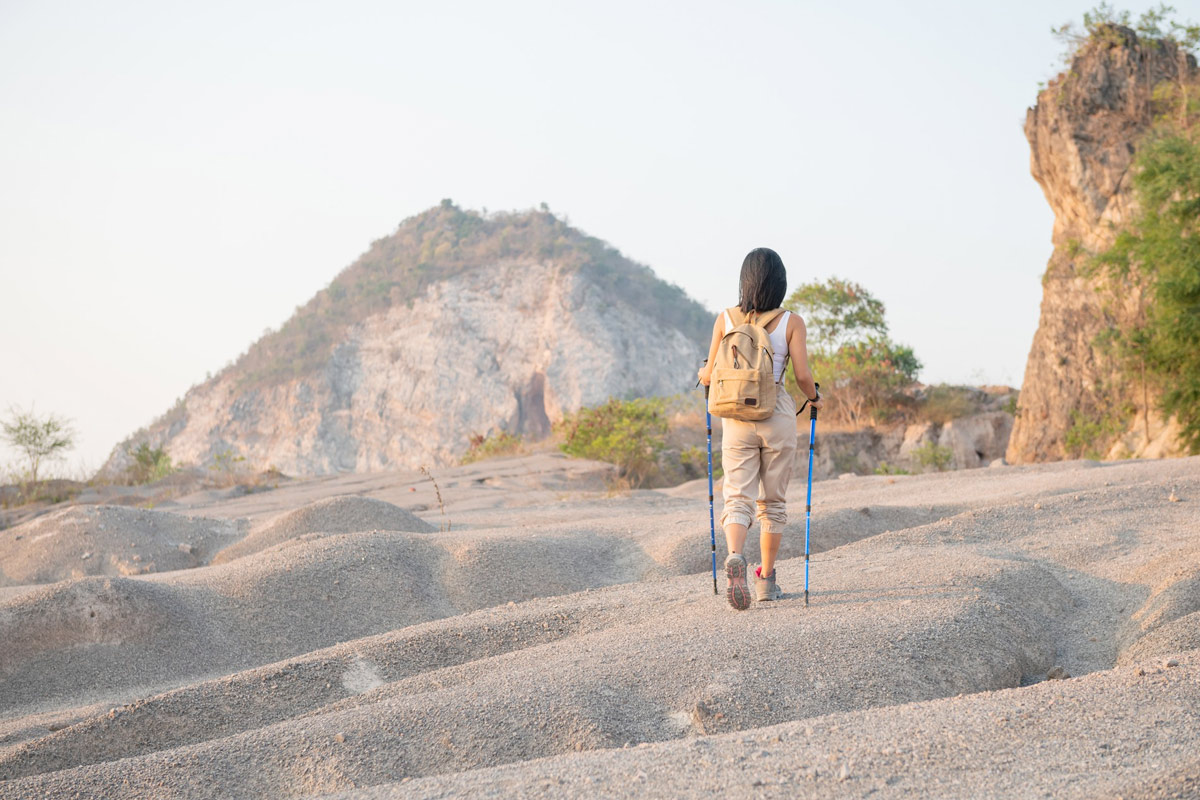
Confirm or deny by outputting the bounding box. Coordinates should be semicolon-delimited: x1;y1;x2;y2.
786;311;807;339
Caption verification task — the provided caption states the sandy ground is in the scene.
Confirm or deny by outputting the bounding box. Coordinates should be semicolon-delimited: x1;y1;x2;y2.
0;452;1197;799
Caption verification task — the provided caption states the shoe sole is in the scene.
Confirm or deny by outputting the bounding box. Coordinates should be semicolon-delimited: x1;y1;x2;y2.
726;559;750;610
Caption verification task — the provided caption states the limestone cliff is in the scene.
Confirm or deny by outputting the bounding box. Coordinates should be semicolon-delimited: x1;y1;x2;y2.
1008;27;1195;463
101;205;711;476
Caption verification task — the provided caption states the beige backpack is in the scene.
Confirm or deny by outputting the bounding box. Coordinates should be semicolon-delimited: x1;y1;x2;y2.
708;307;787;421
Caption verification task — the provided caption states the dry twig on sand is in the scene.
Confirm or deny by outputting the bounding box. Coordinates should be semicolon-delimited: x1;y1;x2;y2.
420;465;450;531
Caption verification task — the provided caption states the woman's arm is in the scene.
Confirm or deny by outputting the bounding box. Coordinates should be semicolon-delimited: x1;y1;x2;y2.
697;313;724;386
787;314;822;407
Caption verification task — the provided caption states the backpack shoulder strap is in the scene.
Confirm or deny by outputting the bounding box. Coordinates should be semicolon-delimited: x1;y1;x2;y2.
756;308;785;329
728;307;785;332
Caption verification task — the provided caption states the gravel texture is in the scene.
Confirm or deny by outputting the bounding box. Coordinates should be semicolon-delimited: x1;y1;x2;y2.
211;495;436;564
0;505;241;587
0;454;1197;799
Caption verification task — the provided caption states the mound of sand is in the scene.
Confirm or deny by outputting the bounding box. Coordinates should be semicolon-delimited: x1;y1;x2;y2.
0;506;241;587
0;455;1197;798
360;653;1200;800
211;496;434;564
1117;545;1200;665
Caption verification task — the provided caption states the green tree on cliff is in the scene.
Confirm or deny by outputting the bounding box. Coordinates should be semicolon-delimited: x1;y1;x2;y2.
1054;4;1199;61
1094;131;1200;452
1087;15;1200;453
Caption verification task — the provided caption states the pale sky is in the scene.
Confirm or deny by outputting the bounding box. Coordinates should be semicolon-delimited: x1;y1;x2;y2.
1;0;1185;473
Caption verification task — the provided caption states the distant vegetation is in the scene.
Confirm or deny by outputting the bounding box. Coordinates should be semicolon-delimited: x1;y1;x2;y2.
461;430;524;465
556;397;669;489
1;407;76;488
782;277;921;427
1053;4;1198;64
912;442;954;472
680;444;721;481
125;443;175;484
1064;407;1127;460
224;201;711;391
1091;124;1200;453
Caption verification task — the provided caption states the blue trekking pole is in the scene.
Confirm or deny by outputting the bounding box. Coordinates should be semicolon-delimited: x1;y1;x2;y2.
704;383;718;595
803;382;820;607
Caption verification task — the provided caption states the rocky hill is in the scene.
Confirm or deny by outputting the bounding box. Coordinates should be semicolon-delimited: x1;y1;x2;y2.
100;204;712;476
1007;26;1195;463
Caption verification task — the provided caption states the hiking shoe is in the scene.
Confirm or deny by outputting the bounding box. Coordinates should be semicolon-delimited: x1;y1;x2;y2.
755;566;782;602
725;553;751;610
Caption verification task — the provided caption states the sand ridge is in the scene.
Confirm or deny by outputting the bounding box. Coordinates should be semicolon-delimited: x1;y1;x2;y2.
211;495;436;565
0;454;1197;798
0;505;241;587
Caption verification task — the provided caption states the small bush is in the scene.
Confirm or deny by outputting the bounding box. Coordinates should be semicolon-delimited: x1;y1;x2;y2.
461;431;524;464
874;461;910;475
912;442;954;471
918;384;976;424
208;448;249;488
1064;408;1125;460
556;397;667;488
680;445;722;481
126;443;175;484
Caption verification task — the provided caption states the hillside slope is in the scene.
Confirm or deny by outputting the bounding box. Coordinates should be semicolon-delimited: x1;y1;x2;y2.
101;204;711;476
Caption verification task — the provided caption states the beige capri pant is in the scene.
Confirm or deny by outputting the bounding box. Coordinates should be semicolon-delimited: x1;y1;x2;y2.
719;390;798;535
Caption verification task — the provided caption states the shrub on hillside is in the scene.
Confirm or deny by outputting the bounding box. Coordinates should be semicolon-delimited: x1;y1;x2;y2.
461;431;524;464
679;445;722;481
125;443;175;485
556;397;668;488
1083;24;1200;453
1064;408;1127;460
913;442;953;472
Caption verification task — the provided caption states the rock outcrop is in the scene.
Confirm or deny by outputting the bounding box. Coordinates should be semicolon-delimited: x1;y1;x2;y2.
804;411;1014;479
1008;26;1195;463
101;205;711;476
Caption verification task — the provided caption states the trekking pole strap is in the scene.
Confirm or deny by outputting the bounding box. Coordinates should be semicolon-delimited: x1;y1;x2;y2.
797;382;821;417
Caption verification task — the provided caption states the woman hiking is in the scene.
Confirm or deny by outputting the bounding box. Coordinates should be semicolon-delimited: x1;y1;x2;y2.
697;247;821;610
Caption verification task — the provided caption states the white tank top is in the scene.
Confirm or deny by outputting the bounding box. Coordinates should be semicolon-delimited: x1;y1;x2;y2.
723;309;791;383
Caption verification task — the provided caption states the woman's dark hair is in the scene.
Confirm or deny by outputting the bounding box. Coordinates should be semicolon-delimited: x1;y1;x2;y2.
738;248;787;313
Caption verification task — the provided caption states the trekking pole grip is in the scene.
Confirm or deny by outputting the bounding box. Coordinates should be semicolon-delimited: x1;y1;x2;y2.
810;382;820;421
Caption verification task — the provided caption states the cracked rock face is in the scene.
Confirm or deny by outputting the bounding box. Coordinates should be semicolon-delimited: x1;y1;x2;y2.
1008;27;1195;464
101;260;704;476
